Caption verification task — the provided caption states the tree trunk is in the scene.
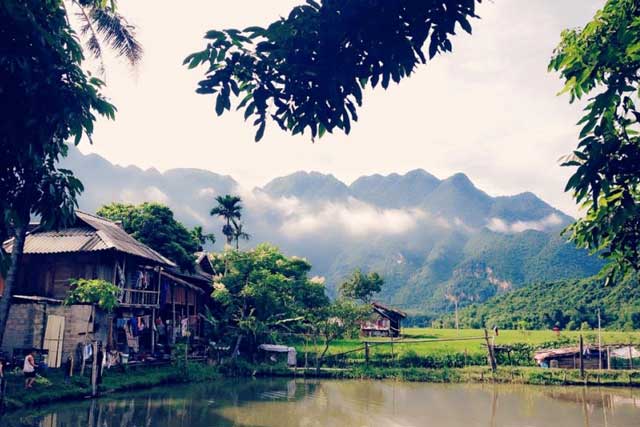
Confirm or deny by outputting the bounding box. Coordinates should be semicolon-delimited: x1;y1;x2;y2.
231;335;243;359
316;339;330;374
0;223;27;348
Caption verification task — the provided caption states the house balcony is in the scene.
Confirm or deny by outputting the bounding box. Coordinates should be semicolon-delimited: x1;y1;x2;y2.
119;288;160;308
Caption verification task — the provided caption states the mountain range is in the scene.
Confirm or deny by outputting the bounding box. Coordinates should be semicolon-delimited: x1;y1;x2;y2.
62;147;603;315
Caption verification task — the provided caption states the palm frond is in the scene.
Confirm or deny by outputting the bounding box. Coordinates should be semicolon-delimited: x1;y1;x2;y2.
75;8;106;75
90;8;143;66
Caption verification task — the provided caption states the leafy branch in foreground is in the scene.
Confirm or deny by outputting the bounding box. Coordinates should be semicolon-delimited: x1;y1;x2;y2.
550;0;640;283
185;0;480;141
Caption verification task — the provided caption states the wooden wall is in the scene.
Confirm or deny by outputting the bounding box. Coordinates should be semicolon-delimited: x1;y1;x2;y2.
17;252;116;299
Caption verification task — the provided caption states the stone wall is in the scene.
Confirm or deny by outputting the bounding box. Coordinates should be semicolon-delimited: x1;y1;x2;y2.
1;302;98;365
1;303;45;352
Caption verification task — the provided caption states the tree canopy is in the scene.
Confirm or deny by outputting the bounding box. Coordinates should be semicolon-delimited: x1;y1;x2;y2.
64;278;121;312
185;0;480;141
339;269;384;304
550;0;640;282
210;195;243;245
210;244;330;351
97;202;209;272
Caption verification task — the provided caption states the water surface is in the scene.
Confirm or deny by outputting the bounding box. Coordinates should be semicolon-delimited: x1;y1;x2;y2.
3;378;639;427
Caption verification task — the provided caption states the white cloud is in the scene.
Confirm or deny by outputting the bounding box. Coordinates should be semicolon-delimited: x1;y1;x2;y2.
487;213;563;233
278;198;426;238
120;186;169;204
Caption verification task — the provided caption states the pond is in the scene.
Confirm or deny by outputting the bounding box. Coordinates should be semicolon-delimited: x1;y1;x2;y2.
2;378;639;427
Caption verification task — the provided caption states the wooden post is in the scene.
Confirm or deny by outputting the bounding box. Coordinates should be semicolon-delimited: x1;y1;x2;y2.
597;308;602;370
629;343;634;370
484;329;496;373
171;284;176;345
607;346;611;370
151;307;156;354
91;341;99;398
454;299;459;333
365;342;370;364
579;334;584;378
390;337;394;364
0;362;6;409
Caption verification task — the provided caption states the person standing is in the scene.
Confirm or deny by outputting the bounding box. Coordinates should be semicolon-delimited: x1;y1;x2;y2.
0;357;5;407
23;352;37;389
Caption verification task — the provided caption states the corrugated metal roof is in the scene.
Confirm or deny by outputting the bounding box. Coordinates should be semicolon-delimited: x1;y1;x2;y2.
76;211;175;266
3;211;175;267
2;227;109;254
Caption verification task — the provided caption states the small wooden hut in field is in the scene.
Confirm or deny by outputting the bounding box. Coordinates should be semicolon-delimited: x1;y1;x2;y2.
534;345;608;369
361;302;407;338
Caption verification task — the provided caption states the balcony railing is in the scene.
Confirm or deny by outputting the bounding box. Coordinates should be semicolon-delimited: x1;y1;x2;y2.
119;288;159;308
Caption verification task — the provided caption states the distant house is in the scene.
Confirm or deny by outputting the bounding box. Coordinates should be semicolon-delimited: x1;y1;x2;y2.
361;302;407;338
534;346;608;369
1;211;211;368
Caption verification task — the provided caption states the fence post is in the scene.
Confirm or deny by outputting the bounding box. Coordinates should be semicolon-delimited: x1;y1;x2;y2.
91;340;99;397
484;329;496;373
579;335;584;378
365;342;370;364
629;343;634;370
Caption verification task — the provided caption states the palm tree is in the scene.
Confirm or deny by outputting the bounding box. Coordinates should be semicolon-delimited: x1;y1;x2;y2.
210;195;243;246
231;220;250;250
69;0;143;74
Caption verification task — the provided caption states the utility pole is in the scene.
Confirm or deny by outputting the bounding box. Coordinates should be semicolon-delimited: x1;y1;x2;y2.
454;298;459;333
579;334;584;378
597;308;602;370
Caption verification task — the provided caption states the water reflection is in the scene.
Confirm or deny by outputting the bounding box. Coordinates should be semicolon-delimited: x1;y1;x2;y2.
2;379;639;427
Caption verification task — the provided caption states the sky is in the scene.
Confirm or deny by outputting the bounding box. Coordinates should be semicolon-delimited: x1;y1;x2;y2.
79;0;605;217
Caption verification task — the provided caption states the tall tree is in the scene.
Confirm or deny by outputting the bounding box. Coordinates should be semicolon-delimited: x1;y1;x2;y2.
0;0;124;347
549;0;640;283
339;269;384;304
231;220;250;250
210;195;243;246
185;0;480;141
211;244;329;355
97;202;209;272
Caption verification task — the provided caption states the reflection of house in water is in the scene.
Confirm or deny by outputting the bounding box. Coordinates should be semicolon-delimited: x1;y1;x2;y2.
1;211;213;367
361;302;406;338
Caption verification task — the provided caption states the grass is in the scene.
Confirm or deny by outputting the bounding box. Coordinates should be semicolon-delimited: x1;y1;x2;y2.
292;327;640;359
0;362;220;412
255;365;640;388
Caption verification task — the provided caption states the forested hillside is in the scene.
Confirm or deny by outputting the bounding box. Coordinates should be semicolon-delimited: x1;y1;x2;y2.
449;275;640;330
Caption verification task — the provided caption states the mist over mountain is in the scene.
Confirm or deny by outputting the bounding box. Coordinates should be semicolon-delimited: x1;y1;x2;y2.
63;147;602;314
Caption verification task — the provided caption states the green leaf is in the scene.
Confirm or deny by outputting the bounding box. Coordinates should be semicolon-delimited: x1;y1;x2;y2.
255;120;266;142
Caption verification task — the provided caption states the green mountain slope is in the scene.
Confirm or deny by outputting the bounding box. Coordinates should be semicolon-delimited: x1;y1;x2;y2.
449;275;640;330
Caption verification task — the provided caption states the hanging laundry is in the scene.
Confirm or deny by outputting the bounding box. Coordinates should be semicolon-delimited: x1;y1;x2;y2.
83;344;93;361
130;317;139;337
